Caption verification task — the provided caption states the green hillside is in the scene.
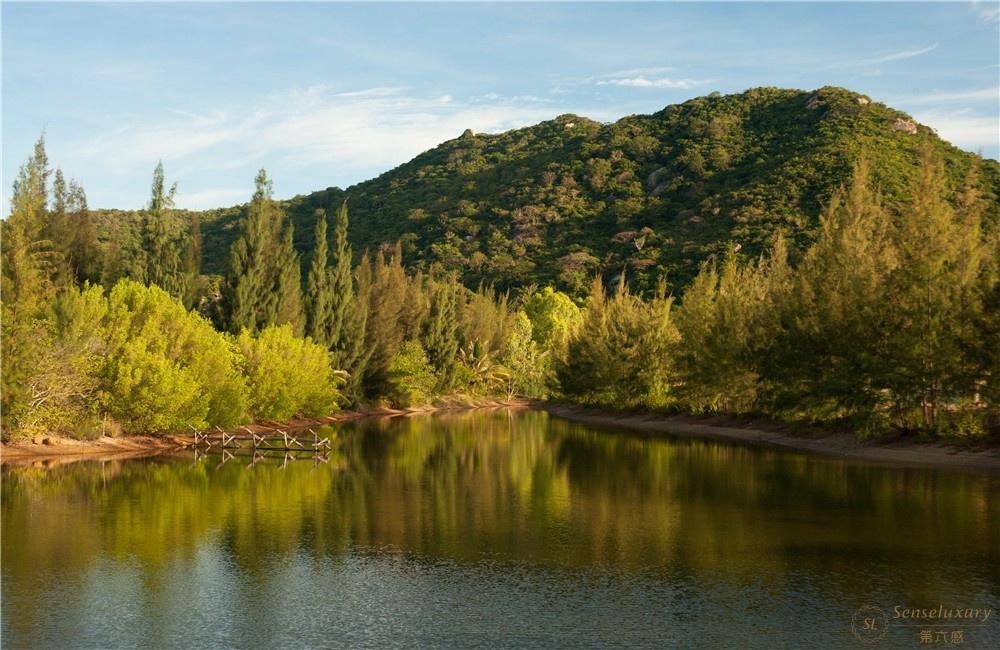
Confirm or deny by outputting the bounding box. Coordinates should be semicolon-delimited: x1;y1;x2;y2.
95;86;1000;296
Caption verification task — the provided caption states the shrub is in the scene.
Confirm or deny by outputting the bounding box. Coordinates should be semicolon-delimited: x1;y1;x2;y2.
238;324;340;420
386;341;438;407
101;280;248;432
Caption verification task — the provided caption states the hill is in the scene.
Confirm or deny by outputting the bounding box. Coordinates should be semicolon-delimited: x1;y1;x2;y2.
94;86;1000;296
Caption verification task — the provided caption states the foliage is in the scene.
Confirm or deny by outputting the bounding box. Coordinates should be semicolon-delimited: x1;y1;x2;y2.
237;324;341;421
500;312;548;398
559;278;680;409
385;341;439;407
101;280;248;433
220;169;302;334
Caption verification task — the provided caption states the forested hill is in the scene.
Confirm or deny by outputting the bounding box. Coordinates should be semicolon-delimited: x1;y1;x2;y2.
96;86;1000;295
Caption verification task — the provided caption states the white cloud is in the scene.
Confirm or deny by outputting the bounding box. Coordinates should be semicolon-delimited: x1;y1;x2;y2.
914;109;999;155
597;76;709;89
585;66;709;90
833;43;938;69
70;87;581;206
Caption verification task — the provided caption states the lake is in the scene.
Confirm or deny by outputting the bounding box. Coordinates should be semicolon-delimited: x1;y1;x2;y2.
2;409;998;648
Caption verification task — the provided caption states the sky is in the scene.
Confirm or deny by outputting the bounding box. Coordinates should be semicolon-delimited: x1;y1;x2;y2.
3;2;999;211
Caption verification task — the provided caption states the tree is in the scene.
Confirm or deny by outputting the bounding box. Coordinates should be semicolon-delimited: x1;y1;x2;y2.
559;276;679;408
385;341;438;407
139;161;185;296
675;239;788;414
326;201;353;349
1;135;56;433
305;208;332;343
102;281;248;432
500;311;547;398
273;220;304;335
182;213;202;309
361;245;408;394
883;148;990;430
221;169;285;334
423;277;460;392
237;324;341;421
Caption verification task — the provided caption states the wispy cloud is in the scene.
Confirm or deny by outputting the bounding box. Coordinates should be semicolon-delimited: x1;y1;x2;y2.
833;43;938;69
589;67;710;90
71;86;583;207
597;76;709;89
972;1;1000;23
914;108;999;154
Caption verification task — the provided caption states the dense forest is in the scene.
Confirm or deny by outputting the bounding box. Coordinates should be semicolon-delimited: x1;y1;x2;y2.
2;86;998;442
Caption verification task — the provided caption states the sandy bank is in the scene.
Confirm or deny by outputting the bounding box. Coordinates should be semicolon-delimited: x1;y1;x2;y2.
539;403;1000;472
1;399;528;466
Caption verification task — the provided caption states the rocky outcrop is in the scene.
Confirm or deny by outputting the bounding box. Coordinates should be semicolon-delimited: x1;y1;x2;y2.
893;118;918;134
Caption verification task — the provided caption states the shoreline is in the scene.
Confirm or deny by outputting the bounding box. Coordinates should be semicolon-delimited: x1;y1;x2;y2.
539;402;1000;472
5;400;999;472
0;399;528;467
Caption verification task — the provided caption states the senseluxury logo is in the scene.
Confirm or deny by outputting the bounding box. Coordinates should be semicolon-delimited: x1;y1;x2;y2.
852;605;889;644
852;603;994;645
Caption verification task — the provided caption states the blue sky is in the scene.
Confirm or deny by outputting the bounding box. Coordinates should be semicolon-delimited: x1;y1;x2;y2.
3;2;998;210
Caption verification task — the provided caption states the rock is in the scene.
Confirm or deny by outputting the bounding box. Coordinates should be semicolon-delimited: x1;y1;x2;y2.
32;435;43;445
892;118;918;134
856;96;870;106
42;436;60;446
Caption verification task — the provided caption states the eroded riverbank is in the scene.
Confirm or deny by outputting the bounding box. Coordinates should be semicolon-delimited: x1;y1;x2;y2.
539;402;1000;472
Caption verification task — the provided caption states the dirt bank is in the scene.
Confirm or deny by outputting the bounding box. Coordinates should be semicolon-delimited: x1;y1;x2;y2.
539;403;1000;472
1;399;529;466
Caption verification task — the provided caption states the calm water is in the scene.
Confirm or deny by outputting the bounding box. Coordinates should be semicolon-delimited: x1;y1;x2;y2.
2;409;998;648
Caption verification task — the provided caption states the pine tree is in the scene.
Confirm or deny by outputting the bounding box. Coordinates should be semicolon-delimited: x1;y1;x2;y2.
885;147;989;430
273;221;305;336
67;180;100;285
763;159;896;425
221;169;283;334
327;202;354;350
423;277;459;391
140;161;186;299
2;135;56;431
362;245;407;394
305;208;332;343
338;252;373;401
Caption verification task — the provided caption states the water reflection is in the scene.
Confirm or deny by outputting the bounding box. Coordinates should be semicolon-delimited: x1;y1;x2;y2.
3;409;999;648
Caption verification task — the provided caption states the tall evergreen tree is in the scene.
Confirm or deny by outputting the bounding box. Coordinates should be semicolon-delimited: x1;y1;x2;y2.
305;208;331;343
762;160;896;424
273;220;305;336
222;169;283;334
885;147;989;429
1;135;56;430
326;202;354;349
362;245;407;395
66;180;100;285
423;278;460;391
140;161;188;300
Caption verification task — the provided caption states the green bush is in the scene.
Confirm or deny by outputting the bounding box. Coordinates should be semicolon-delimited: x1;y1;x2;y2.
237;324;340;420
101;280;248;432
386;341;438;407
